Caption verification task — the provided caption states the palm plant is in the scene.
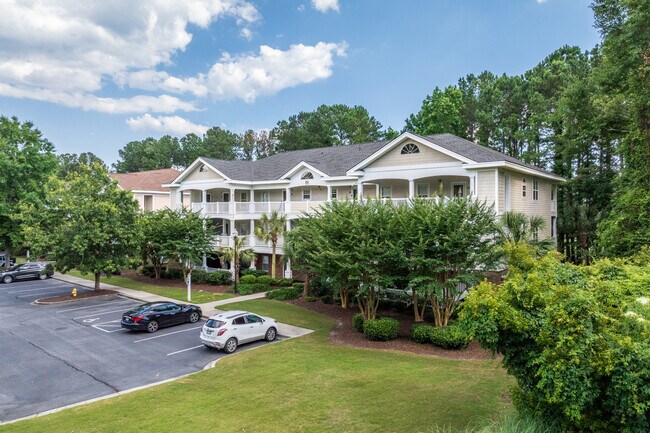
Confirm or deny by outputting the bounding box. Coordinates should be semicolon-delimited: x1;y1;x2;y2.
496;211;554;255
218;236;254;284
254;210;286;278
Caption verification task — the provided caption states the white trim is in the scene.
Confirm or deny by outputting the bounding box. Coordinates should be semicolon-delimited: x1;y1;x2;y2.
280;162;328;180
130;189;171;195
348;132;474;173
494;170;499;215
464;161;565;182
168;158;230;184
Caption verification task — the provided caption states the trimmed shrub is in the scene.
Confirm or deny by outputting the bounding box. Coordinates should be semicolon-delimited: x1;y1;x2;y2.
292;282;304;289
162;267;183;280
428;325;472;350
271;277;293;287
239;274;258;284
206;270;232;285
266;287;302;300
363;317;399;341
241;268;268;277
235;283;268;296
410;323;434;344
305;296;318;302
352;313;364;333
140;264;155;278
256;275;273;286
320;295;333;304
191;270;209;284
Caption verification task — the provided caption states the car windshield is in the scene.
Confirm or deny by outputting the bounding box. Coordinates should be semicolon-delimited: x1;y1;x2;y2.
205;319;225;328
127;305;153;314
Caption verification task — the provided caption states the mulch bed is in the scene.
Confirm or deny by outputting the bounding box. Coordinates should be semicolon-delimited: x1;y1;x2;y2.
287;298;498;360
119;269;231;294
37;289;118;303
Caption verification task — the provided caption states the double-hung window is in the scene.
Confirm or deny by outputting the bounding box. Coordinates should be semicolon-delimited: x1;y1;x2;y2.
303;189;311;200
380;186;392;199
532;179;539;201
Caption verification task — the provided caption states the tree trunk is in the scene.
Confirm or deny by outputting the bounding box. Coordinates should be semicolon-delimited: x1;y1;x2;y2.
154;259;161;279
94;272;101;290
339;288;349;309
412;290;423;322
2;244;9;270
303;274;311;297
270;243;276;278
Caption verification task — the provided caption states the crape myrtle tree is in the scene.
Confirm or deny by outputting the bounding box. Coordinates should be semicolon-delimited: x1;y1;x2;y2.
158;208;216;287
22;163;141;289
397;198;497;325
0;116;58;268
254;210;286;278
138;209;175;279
286;200;403;320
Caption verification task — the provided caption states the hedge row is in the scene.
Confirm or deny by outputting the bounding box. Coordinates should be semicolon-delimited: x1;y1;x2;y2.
239;275;293;287
266;287;302;300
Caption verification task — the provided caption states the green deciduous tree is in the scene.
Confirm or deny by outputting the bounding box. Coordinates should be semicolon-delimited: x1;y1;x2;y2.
461;248;650;432
398;198;498;325
113;136;181;172
404;86;466;137
273;104;387;152
57;152;107;178
22;163;141;289
0;116;58;268
254;210;286;278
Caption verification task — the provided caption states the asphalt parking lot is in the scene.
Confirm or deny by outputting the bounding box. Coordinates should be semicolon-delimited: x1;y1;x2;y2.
0;277;279;422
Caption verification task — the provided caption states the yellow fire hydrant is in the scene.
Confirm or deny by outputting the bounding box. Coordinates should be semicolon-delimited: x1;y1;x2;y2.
71;288;77;297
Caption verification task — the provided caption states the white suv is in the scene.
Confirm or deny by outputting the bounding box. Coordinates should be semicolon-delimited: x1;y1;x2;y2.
200;310;278;353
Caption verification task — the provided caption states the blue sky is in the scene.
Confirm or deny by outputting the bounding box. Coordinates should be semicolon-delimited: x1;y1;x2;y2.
0;0;600;165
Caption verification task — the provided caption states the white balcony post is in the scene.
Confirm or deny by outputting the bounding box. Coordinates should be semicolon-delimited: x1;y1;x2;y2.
250;220;255;246
326;185;332;202
229;188;235;215
249;189;254;213
285;188;291;213
202;190;207;207
408;179;415;199
357;182;364;200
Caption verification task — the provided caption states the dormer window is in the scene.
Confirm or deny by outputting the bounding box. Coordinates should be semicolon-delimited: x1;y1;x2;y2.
400;143;420;154
301;172;314;180
199;164;208;173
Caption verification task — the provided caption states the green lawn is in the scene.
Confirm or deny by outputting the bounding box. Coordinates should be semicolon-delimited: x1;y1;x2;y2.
66;270;233;304
1;300;513;433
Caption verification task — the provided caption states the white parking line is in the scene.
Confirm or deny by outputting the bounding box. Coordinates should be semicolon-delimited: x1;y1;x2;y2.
17;290;79;298
167;345;203;356
55;299;133;313
91;320;126;333
8;286;88;294
73;306;139;320
133;326;203;343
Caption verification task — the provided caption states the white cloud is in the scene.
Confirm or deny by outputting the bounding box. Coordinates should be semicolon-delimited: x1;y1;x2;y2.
536;0;548;3
311;0;339;13
240;28;253;41
127;114;209;136
0;0;259;113
206;42;347;102
0;1;347;113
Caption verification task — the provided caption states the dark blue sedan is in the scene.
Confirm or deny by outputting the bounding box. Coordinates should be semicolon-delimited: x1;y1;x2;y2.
121;301;202;333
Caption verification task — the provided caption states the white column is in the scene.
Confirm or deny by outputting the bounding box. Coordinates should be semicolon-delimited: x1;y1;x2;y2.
494;170;499;215
469;175;476;198
202;254;207;271
408;179;415;199
285;187;291;213
202;190;207;205
357;182;364;200
326;185;332;201
284;258;292;279
229;188;235;215
250;220;255;245
249;189;254;213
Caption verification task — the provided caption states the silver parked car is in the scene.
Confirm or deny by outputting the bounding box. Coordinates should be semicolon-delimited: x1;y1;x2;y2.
200;310;278;353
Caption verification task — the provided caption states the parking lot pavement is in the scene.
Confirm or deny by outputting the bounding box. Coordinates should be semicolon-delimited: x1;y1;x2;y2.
0;278;281;423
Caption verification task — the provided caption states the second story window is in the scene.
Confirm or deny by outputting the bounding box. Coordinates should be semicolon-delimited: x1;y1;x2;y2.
522;177;527;198
240;191;248;202
533;179;539;201
303;189;311;200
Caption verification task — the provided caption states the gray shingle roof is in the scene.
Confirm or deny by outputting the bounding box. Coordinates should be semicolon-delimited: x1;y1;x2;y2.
200;133;553;181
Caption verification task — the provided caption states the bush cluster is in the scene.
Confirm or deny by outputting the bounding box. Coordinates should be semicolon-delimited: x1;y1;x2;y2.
409;323;472;349
292;282;304;289
256;275;273;286
362;317;399;341
266;287;302;300
271;277;293;287
240;274;258;284
236;283;268;296
162;267;184;280
241;269;268;277
206;270;233;285
352;313;365;333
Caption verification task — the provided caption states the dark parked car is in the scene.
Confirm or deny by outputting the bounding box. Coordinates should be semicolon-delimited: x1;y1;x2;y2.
121;302;202;333
0;262;54;284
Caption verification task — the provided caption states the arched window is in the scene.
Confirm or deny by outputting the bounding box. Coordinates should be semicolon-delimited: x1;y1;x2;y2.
400;143;420;154
301;172;314;179
199;164;208;173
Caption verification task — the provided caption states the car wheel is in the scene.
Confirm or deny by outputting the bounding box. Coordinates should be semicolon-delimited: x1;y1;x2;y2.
38;274;47;280
2;275;13;284
223;338;238;354
265;327;277;342
146;320;159;333
189;312;200;323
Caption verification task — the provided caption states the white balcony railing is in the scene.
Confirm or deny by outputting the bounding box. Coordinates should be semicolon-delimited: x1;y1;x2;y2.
212;235;284;250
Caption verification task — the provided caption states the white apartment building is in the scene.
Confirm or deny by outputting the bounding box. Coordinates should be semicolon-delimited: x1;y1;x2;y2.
165;132;564;277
